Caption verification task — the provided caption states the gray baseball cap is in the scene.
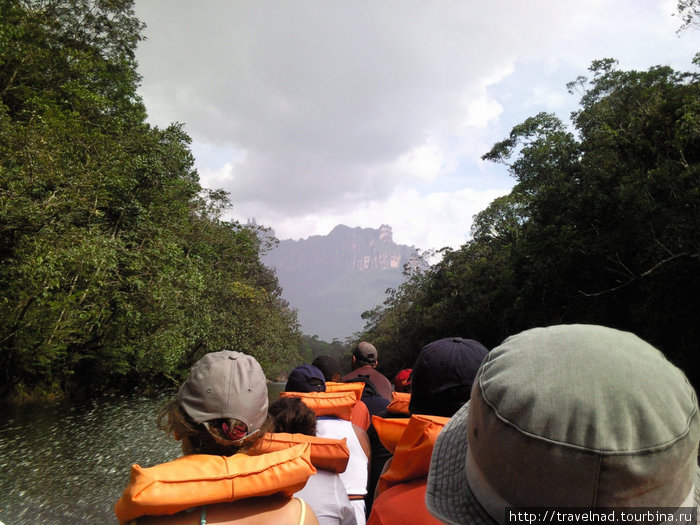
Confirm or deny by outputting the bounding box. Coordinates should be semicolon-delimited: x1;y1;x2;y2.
177;350;269;435
426;325;699;524
353;341;378;363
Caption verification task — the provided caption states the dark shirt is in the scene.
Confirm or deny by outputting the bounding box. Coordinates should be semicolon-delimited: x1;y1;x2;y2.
366;419;392;517
362;393;390;419
342;367;392;401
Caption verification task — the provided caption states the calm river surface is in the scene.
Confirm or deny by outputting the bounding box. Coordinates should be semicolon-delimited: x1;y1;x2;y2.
0;382;285;524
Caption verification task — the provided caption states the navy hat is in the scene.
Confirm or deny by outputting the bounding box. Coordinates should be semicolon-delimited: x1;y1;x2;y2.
285;364;327;393
409;337;488;417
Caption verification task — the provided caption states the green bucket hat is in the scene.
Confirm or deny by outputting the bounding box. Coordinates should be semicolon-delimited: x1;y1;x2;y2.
426;325;699;524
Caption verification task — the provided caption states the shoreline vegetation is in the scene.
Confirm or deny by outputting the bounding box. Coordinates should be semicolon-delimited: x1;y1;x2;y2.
2;2;698;404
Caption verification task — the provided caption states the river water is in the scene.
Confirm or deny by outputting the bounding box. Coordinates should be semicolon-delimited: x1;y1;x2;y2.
0;383;286;524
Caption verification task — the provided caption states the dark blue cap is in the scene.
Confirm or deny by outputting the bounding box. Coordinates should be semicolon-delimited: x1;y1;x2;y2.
285;364;326;393
409;337;488;416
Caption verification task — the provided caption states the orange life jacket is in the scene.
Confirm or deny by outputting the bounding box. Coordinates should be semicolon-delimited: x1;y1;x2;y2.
248;432;350;473
386;391;411;415
325;381;365;401
323;382;371;429
114;443;315;523
371;415;410;453
367;479;443;525
374;414;449;495
280;391;356;421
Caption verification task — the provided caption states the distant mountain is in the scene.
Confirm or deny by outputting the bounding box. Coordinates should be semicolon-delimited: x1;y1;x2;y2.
262;224;419;341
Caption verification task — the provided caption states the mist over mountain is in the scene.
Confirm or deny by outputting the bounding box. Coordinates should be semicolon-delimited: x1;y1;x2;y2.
261;224;419;341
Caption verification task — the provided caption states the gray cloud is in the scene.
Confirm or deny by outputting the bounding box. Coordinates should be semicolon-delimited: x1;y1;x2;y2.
133;0;696;249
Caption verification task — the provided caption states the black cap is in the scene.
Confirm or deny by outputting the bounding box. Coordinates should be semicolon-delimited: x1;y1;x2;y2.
409;337;488;417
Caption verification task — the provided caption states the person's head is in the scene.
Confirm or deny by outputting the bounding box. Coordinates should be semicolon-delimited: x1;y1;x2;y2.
158;350;270;456
409;337;488;417
426;325;700;524
285;364;326;393
351;341;378;370
268;396;317;436
311;354;342;382
393;368;412;393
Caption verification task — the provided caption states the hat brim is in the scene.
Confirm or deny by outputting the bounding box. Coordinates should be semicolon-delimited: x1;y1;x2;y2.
426;401;496;525
426;402;700;525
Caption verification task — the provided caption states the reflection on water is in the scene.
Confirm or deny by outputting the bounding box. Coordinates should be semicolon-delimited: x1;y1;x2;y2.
267;381;284;401
0;383;286;524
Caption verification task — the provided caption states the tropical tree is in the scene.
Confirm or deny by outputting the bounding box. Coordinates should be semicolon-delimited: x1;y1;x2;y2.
677;0;700;31
0;0;303;399
361;58;700;388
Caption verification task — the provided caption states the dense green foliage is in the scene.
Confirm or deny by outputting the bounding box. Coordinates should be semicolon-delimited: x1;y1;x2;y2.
0;0;303;399
296;335;352;375
361;58;700;388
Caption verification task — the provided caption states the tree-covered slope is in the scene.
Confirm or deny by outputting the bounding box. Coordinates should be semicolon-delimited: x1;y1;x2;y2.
361;58;700;387
0;0;303;399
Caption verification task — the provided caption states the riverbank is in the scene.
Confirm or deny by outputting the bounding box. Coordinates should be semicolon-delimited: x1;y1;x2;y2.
1;371;185;407
3;373;288;407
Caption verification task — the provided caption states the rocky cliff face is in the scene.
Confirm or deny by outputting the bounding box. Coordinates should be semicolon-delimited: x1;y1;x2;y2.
266;224;415;274
262;224;418;340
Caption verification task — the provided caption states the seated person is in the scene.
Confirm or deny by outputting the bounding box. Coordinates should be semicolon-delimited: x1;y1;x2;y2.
368;336;488;524
342;342;392;401
343;375;389;418
284;365;371;525
313;354;371;430
427;325;700;523
269;397;357;525
114;351;319;525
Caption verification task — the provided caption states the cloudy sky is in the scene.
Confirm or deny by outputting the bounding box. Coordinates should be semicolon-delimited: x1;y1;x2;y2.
133;0;696;252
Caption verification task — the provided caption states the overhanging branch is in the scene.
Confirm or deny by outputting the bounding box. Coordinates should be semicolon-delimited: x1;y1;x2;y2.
579;252;696;297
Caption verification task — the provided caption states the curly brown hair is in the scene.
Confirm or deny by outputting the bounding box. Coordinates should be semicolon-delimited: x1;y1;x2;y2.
268;396;317;436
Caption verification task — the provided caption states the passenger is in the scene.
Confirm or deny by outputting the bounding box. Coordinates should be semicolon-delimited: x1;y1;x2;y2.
269;397;357;525
341;377;388;518
343;376;389;418
366;414;449;525
286;363;327;393
312;354;343;382
114;351;319;525
314;354;371;430
342;342;392;401
427;325;700;523
392;369;412;393
269;395;319;435
367;337;488;524
284;365;371;525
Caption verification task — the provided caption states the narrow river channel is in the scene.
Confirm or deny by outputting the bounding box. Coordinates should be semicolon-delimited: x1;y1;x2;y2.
0;382;286;524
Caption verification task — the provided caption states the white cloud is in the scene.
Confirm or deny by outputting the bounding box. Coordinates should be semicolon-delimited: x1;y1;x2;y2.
393;135;445;184
230;183;510;252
